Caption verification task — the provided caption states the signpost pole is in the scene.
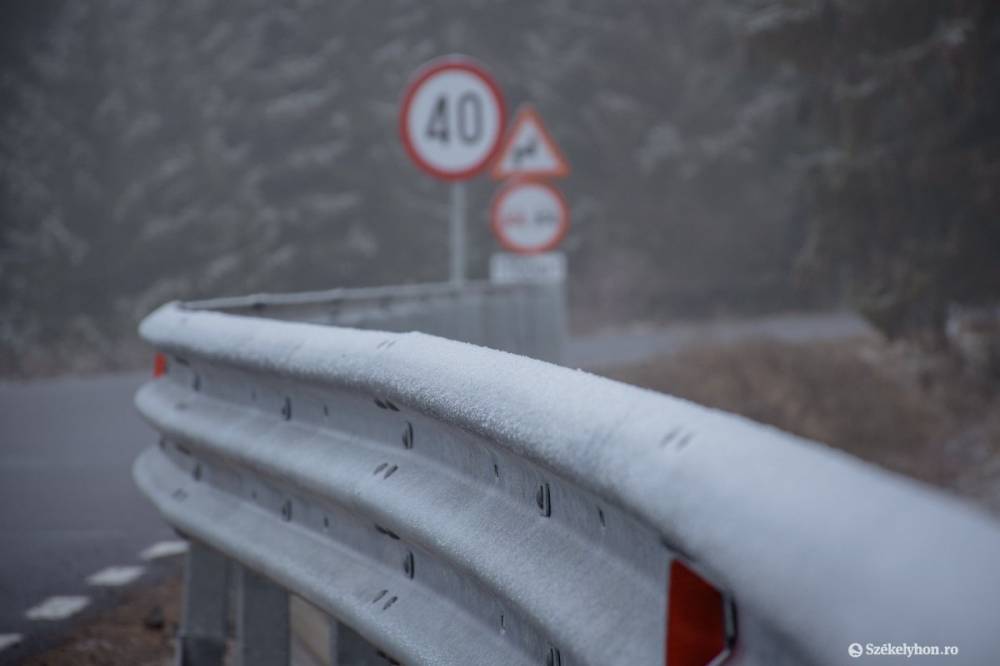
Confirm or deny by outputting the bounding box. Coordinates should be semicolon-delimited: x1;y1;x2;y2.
400;57;506;286
449;181;466;285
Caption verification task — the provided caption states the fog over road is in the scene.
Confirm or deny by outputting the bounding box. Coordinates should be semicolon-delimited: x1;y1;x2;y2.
567;309;874;369
0;372;175;663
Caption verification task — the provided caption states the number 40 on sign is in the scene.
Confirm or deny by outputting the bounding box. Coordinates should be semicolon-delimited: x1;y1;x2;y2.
399;57;507;182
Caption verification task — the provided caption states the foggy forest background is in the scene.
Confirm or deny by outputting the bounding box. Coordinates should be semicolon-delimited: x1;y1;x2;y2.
1;0;998;376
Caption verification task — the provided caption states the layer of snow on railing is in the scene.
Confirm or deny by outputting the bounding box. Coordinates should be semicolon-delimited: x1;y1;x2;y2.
141;302;1000;665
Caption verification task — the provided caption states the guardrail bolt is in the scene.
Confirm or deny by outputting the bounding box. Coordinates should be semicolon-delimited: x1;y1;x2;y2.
375;525;400;540
598;506;606;528
192;463;202;481
661;427;695;451
546;647;562;666
281;500;292;521
403;551;414;579
536;483;551;517
282;397;292;420
402;422;414;449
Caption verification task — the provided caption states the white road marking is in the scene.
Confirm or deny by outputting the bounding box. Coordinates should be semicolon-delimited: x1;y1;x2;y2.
86;565;145;587
25;596;89;621
140;540;188;560
0;634;22;652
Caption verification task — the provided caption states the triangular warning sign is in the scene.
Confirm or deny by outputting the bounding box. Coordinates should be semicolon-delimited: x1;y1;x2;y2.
491;105;570;180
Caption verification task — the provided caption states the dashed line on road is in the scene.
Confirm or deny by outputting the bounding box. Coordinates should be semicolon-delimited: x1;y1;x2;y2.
25;596;89;621
86;565;145;587
15;540;184;647
0;634;22;652
140;540;188;560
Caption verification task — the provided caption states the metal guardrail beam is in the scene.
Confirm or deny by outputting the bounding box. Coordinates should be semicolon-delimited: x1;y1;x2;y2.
135;361;664;664
135;294;1000;665
183;281;567;365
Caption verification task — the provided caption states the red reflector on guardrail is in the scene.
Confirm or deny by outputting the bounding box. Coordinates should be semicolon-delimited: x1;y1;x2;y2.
153;352;167;378
666;560;732;665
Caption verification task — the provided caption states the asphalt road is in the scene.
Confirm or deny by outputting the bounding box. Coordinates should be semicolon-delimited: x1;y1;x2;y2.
0;372;179;663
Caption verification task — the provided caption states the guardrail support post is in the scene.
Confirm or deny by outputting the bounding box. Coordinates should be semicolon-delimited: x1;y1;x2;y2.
332;620;376;665
449;181;467;285
327;620;339;666
236;565;290;666
531;281;567;364
176;541;229;666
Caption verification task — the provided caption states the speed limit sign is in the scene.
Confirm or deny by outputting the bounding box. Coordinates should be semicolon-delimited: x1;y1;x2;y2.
399;56;507;181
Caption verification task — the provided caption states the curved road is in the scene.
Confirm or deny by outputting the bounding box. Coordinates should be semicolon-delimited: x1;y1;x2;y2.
0;372;181;663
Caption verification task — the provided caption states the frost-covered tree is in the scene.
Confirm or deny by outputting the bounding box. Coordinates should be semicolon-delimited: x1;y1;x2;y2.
754;0;1000;346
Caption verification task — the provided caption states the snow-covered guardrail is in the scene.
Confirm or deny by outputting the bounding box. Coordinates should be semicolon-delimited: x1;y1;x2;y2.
183;280;567;364
134;286;1000;666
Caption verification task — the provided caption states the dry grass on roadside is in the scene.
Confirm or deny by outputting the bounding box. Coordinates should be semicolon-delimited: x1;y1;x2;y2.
600;337;1000;515
21;575;181;666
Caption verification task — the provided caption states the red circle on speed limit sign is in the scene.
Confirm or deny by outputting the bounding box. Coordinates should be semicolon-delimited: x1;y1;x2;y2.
399;56;507;181
490;179;570;255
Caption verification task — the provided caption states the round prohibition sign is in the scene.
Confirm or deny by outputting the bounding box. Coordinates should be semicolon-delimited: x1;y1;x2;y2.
399;56;507;181
490;179;570;255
